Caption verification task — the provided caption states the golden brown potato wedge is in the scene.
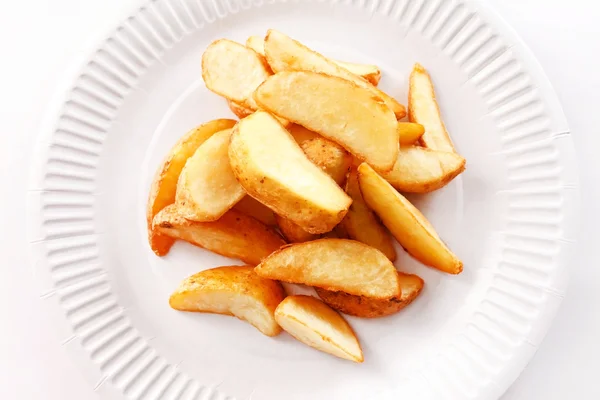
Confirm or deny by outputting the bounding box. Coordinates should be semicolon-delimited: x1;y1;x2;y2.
255;71;399;171
288;124;320;145
228;101;253;119
274;295;363;362
170;266;286;336
147;119;237;256
341;170;396;261
246;35;381;86
379;146;466;193
300;137;352;186
264;30;404;118
176;129;245;221
315;272;424;318
357;163;463;274
409;63;455;152
275;214;319;243
202;39;271;109
255;239;400;298
233;196;277;226
398;122;425;146
229;111;351;234
153;204;285;265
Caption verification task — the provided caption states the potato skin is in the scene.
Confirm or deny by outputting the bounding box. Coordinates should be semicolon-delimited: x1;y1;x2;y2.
170;266;286;336
300;137;352;186
315;272;424;318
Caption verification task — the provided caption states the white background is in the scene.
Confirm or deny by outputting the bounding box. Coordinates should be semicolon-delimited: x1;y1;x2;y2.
0;0;598;398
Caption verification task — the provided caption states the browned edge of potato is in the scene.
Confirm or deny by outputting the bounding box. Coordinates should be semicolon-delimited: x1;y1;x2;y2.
146;119;237;256
233;196;277;226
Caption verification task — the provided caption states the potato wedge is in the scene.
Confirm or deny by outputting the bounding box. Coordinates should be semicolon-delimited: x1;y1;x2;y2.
255;239;400;299
398;122;425;146
288;124;320;145
315;272;424;318
255;71;399;171
170;266;285;336
176;129;245;221
357;163;463;274
153;204;285;265
147;119;237;256
409;63;455;152
341;170;396;261
300;137;352;186
229;111;351;234
275;295;363;362
275;214;319;243
246;35;380;86
202;39;271;109
233;196;276;226
228;101;253;119
379;146;466;193
264;30;405;118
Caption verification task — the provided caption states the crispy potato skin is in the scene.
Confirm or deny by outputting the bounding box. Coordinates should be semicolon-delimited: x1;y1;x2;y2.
378;146;466;193
170;266;286;336
233;196;277;226
147;119;236;256
254;71;399;172
408;63;455;152
229;112;351;234
275;295;363;362
315;272;424;318
357;163;463;274
341;170;396;261
288;124;320;145
300;137;352;186
228;101;254;119
153;204;285;265
255;238;401;299
275;214;319;243
264;29;405;118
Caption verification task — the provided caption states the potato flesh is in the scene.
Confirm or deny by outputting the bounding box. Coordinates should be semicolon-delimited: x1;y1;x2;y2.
357;163;462;274
398;122;425;146
255;238;401;298
275;214;319;243
274;295;363;362
176;129;245;221
229;111;351;234
264;30;405;118
254;71;399;171
233;196;277;226
202;39;271;109
342;170;396;261
170;266;286;336
147;119;237;256
409;63;455;152
379;146;466;193
153;205;285;266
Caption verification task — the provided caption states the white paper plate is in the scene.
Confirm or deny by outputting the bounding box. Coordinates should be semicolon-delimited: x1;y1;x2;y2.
27;0;579;399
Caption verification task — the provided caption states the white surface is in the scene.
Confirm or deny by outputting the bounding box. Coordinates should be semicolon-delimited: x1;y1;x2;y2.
0;1;598;399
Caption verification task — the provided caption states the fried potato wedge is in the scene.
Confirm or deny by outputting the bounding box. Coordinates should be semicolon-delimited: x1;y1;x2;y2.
246;35;381;86
398;122;425;146
228;101;253;119
300;137;352;186
153;205;285;265
409;63;454;152
288;124;320;145
341;170;396;261
255;71;399;171
315;272;424;318
229;111;351;234
264;30;405;118
176;129;245;221
170;266;286;336
357;163;463;274
233;196;276;226
147;119;237;256
202;39;271;109
274;295;363;362
275;214;319;243
255;239;401;298
379;146;466;193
